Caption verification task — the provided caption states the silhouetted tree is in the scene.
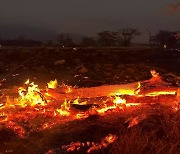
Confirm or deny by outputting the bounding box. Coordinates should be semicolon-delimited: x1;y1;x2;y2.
81;37;96;47
152;30;177;48
97;31;118;46
118;28;141;47
146;29;153;48
58;33;74;47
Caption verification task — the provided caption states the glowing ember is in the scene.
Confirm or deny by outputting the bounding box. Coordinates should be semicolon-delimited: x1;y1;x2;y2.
151;70;159;78
113;96;126;105
73;98;87;105
145;91;177;96
60;134;117;153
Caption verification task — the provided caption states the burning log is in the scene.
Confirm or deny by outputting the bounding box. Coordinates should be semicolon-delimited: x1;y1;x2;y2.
47;70;179;103
47;83;138;101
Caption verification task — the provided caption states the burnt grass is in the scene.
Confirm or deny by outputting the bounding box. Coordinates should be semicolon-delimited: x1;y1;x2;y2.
0;47;180;153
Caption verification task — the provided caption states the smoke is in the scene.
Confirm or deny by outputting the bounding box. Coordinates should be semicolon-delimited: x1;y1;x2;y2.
166;2;180;14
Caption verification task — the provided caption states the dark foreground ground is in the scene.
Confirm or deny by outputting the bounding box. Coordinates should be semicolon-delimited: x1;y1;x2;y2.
1;105;180;154
0;47;179;88
0;47;180;154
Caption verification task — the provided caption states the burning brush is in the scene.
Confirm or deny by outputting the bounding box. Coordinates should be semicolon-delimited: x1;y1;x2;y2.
0;70;179;153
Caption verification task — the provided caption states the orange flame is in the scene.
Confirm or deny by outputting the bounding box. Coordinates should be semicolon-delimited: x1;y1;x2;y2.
56;100;70;116
47;79;58;89
18;80;46;106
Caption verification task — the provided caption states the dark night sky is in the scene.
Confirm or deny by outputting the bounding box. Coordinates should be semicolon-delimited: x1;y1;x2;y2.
0;0;179;42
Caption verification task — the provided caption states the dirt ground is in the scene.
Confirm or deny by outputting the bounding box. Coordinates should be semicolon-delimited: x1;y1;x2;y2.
0;47;179;88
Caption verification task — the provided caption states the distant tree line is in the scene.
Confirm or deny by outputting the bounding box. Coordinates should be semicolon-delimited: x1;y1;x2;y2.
0;36;42;47
96;28;141;47
0;39;42;47
0;28;179;48
150;30;180;48
58;28;141;47
80;29;179;48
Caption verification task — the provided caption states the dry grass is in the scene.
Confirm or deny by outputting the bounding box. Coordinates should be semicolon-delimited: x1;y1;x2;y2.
110;109;180;154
